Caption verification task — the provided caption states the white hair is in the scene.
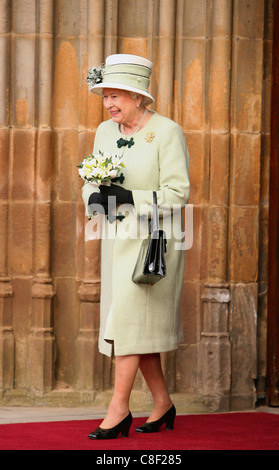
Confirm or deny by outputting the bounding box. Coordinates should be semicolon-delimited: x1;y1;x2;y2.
129;92;149;107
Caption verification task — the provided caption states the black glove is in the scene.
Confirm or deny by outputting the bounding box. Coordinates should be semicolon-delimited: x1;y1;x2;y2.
99;183;134;205
88;191;109;215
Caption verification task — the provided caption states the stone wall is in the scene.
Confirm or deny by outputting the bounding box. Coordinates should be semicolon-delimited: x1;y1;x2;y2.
0;0;273;411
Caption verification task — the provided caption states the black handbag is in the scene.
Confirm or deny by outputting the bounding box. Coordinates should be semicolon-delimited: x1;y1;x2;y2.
132;192;167;285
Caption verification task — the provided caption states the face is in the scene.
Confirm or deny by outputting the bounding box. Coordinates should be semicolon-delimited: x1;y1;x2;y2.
102;88;141;126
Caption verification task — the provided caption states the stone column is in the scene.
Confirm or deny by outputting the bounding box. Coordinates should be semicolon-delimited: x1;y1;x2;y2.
76;1;106;394
178;0;233;410
258;0;273;405
267;0;279;406
0;1;14;397
76;278;102;393
0;279;14;398
29;280;55;395
200;3;232;410
51;0;81;388
87;0;105;124
104;0;118;58
198;284;231;410
229;0;265;409
157;0;176;118
23;0;56;396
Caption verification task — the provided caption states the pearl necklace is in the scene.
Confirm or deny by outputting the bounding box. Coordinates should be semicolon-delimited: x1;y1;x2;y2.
120;109;148;136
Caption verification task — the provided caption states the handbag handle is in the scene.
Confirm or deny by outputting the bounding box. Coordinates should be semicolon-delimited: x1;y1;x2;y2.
152;191;159;232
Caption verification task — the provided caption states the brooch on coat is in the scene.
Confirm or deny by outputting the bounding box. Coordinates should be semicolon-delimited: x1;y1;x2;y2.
145;131;155;143
117;137;135;149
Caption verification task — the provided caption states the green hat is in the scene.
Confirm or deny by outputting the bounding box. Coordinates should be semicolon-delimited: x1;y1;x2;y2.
87;54;155;105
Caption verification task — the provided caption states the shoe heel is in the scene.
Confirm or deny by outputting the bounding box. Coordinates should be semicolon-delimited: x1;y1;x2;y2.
120;421;132;437
165;417;175;430
165;407;176;430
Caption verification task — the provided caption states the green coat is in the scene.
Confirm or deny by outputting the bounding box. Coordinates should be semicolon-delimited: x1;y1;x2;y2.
82;112;190;357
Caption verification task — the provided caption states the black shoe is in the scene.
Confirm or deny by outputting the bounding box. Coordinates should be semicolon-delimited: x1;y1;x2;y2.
135;404;176;433
88;412;132;440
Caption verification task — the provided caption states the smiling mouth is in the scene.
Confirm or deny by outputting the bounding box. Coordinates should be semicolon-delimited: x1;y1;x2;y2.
109;109;120;117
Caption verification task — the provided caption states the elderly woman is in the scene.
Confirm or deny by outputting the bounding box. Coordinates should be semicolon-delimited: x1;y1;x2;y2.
82;54;190;439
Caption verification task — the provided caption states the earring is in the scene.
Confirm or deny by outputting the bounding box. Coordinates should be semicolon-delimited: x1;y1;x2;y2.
137;103;140;107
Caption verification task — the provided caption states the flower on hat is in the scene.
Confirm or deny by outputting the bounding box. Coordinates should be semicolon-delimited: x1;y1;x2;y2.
86;65;104;89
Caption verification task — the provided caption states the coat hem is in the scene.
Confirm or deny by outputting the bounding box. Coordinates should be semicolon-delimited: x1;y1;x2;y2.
100;339;183;357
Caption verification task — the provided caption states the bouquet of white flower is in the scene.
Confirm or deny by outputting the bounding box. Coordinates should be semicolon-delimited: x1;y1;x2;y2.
77;150;125;185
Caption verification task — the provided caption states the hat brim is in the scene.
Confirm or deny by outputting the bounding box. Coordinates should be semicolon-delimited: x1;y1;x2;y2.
90;82;155;105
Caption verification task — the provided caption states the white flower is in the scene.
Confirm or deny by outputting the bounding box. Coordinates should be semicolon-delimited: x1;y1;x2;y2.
108;169;118;178
85;65;104;90
77;150;125;184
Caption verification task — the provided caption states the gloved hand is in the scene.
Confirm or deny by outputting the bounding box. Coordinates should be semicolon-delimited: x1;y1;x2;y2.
99;183;134;205
88;191;109;215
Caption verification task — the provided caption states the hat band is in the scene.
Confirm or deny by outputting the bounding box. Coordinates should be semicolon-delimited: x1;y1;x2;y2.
101;73;150;93
105;63;151;78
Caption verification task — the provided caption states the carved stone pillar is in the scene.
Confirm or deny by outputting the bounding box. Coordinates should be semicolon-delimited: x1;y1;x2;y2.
75;2;107;395
197;284;231;411
157;0;176;118
27;0;55;396
28;279;55;395
0;1;14;398
0;278;14;397
76;278;102;392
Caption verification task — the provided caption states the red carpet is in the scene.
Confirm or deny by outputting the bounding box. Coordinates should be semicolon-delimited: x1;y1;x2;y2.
0;412;278;451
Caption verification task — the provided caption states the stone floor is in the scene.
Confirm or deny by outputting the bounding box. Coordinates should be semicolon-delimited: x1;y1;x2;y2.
0;405;278;424
0;406;150;424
